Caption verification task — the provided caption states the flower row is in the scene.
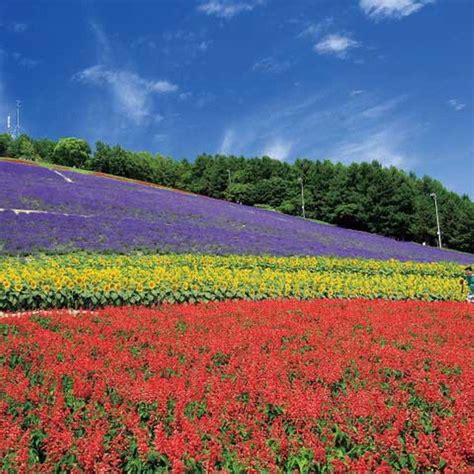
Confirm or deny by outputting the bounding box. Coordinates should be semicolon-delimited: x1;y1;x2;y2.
0;300;472;472
0;254;468;311
3;160;474;263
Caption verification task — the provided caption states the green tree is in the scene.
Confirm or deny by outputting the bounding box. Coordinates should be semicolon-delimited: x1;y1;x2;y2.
225;183;255;204
33;138;56;162
0;133;13;156
7;134;39;160
52;138;91;167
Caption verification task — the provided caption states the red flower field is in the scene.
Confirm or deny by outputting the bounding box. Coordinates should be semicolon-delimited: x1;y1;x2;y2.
0;299;473;472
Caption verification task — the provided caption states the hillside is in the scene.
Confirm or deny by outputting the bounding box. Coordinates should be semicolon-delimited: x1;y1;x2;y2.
0;160;472;263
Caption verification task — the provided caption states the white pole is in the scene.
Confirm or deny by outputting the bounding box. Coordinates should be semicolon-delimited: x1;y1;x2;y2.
430;193;442;249
299;177;305;219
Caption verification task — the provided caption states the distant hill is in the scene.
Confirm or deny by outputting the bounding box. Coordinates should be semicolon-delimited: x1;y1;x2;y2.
0;160;472;263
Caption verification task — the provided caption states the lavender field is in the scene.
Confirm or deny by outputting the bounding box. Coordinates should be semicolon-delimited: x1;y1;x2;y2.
0;161;472;262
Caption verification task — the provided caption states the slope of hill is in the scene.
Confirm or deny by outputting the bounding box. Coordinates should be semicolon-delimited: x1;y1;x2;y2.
0;160;472;263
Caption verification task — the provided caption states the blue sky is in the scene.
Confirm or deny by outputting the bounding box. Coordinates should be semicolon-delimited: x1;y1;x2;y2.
0;0;473;196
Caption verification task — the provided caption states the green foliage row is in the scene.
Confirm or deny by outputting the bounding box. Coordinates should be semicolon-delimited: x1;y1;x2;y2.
1;133;473;253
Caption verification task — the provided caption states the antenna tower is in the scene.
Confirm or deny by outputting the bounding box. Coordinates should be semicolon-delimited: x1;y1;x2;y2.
12;100;23;138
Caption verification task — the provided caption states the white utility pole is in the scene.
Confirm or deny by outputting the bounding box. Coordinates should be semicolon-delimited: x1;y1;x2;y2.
430;192;442;249
299;177;305;219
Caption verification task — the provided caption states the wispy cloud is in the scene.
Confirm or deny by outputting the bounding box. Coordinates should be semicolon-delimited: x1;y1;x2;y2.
297;19;361;60
177;90;216;109
252;56;291;74
179;92;193;101
0;50;40;69
153;133;168;143
131;36;157;50
90;21;112;63
447;98;466;111
162;29;212;57
195;92;216;108
330;127;412;167
1;21;29;33
73;22;179;132
219;129;237;154
197;0;264;19
360;95;407;118
11;52;40;69
297;18;333;40
314;34;360;58
263;138;293;161
360;0;434;20
73;65;178;124
197;41;211;52
214;89;418;169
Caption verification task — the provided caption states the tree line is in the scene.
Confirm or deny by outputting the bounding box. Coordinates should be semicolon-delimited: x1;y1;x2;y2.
1;133;472;254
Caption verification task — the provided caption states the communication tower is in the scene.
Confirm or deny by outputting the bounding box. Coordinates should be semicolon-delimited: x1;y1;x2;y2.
12;100;23;138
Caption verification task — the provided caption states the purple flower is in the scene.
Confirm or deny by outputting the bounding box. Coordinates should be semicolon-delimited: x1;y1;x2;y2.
0;161;472;263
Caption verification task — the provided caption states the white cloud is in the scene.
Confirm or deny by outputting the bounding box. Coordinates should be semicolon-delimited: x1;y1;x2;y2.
360;0;434;20
11;52;40;69
132;36;157;50
213;91;419;171
360;95;406;118
153;133;167;143
314;34;360;58
330;129;410;167
448;99;466;111
162;29;211;57
297;18;333;39
10;22;28;33
0;21;29;33
197;0;264;19
150;81;179;93
179;91;193;101
178;91;215;108
350;89;364;96
198;41;210;52
298;21;360;60
252;56;291;74
263;139;292;161
195;92;216;108
219;129;236;154
221;129;294;161
73;65;178;124
90;21;113;63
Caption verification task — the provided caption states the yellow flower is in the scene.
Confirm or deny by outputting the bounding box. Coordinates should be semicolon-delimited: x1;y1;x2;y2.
0;252;466;310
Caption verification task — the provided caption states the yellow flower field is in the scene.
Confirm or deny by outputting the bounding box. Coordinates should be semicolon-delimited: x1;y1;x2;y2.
0;253;468;311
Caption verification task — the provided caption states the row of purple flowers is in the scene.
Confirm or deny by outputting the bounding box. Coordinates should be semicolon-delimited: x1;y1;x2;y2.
0;161;472;263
